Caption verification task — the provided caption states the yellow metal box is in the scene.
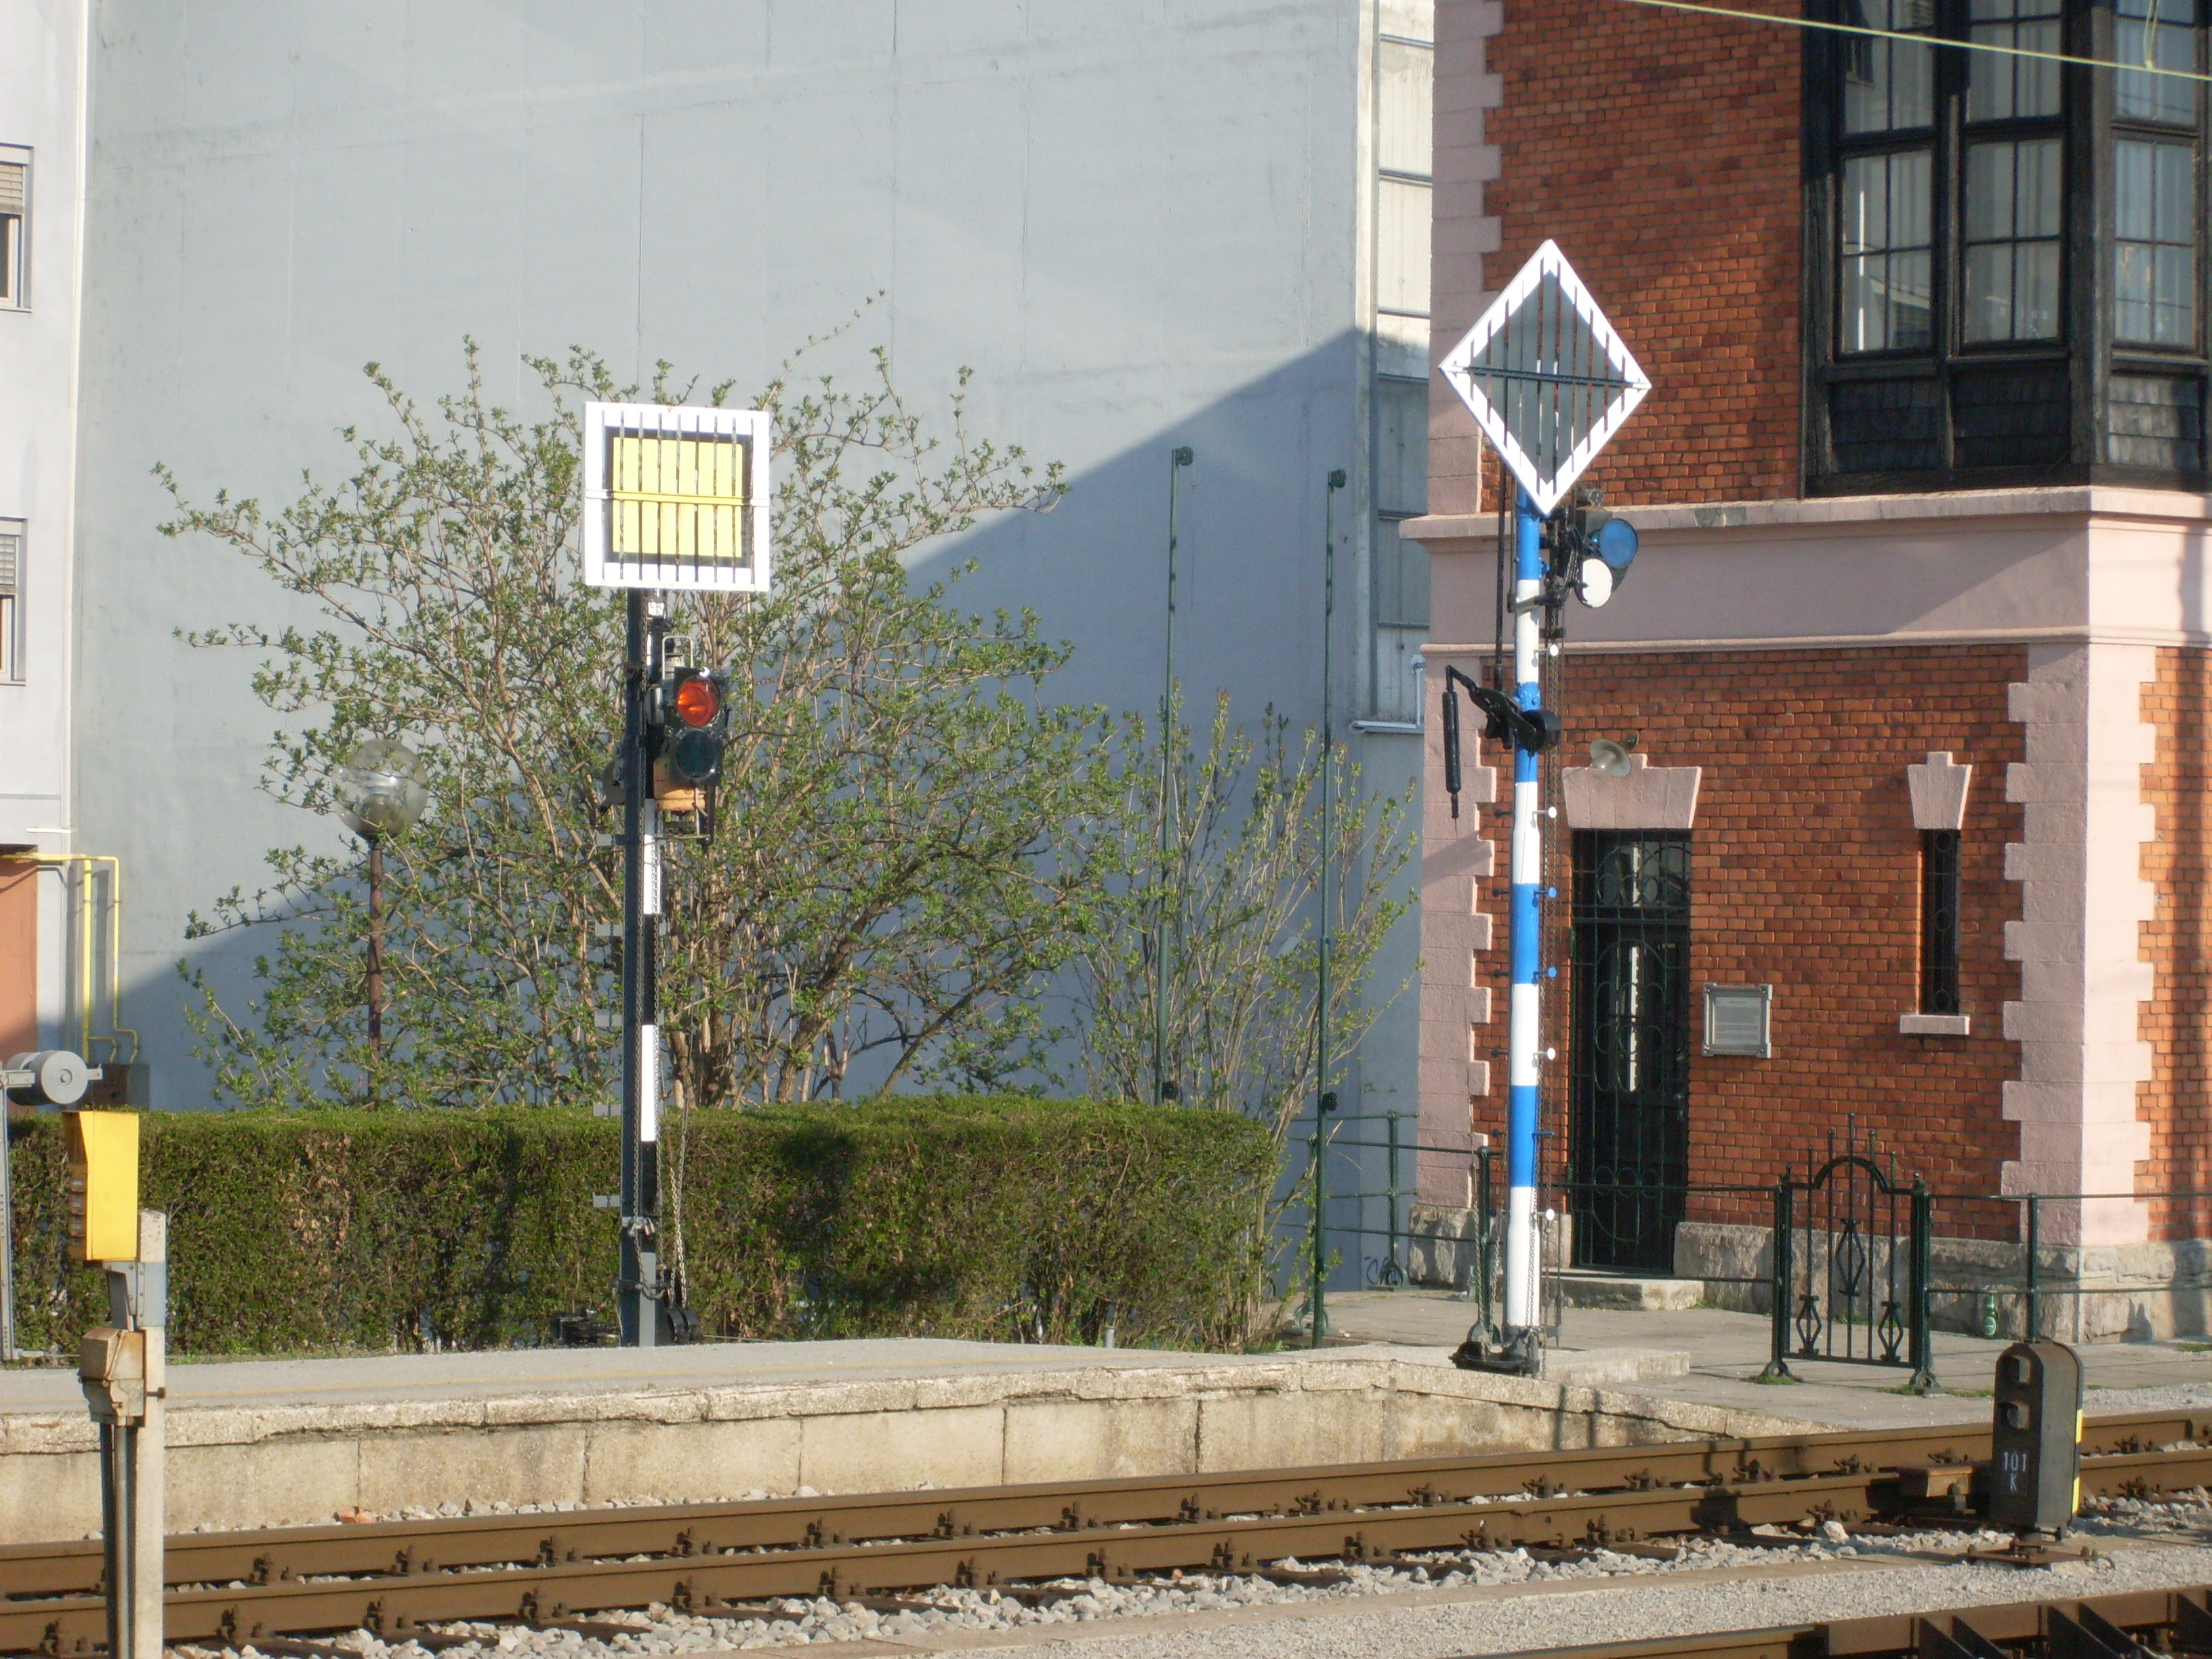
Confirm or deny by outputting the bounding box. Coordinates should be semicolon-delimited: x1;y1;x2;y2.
64;1110;140;1263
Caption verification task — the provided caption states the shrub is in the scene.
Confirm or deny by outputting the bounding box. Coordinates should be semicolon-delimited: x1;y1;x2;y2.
3;1099;1273;1357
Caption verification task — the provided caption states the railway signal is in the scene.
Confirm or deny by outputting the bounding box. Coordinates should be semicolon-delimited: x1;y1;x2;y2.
1438;241;1651;1375
656;665;731;802
582;399;772;1347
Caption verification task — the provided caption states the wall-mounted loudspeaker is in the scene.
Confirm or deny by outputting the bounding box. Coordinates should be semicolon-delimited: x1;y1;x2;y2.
1588;735;1639;779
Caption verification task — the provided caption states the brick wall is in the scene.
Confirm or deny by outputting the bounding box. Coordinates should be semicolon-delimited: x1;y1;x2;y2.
1482;0;1803;506
1464;644;2027;1205
2138;647;2212;1235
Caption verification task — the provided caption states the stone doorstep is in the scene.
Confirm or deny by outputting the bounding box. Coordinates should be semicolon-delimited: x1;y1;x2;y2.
1558;1271;1707;1313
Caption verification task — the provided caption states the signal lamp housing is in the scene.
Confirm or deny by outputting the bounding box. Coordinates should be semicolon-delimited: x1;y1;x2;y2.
656;667;732;797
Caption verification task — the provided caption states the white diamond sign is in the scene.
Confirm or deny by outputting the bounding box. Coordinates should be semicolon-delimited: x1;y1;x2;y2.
1439;240;1652;516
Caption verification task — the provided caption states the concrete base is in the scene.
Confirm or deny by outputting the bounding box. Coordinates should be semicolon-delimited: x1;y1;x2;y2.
0;1339;1822;1543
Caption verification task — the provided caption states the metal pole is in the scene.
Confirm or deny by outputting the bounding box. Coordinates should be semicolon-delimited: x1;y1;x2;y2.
1761;1176;1795;1381
619;590;665;1347
1502;486;1546;1347
1154;446;1194;1107
2026;1193;2041;1343
0;1094;14;1362
130;1212;163;1659
366;834;384;1068
1310;469;1346;1346
1908;1178;1936;1394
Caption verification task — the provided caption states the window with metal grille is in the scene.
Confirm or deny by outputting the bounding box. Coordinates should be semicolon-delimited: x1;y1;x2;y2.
0;151;24;310
1920;828;1961;1015
0;523;21;683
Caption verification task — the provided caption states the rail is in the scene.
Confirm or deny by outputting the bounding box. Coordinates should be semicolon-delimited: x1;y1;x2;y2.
1477;1583;2212;1659
4;1410;2209;1652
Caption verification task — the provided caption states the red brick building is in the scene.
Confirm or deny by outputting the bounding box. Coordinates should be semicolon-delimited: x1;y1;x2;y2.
1404;0;2212;1333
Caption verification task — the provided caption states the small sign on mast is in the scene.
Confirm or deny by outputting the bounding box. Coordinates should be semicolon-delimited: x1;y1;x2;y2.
1439;241;1651;516
582;402;773;592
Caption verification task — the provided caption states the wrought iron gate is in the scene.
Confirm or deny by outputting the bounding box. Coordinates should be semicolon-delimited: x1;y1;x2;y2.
1762;1126;1933;1392
1568;831;1692;1273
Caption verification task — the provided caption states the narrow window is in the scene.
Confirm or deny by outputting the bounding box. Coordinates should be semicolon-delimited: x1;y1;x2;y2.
0;523;21;683
0;153;23;309
1919;829;1961;1015
2115;139;2197;345
1963;138;2064;341
1967;0;2062;123
2118;0;2200;125
1842;0;1936;134
1841;150;1936;351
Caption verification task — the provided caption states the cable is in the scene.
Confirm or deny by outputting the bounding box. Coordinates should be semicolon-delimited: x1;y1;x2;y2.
1612;0;2212;85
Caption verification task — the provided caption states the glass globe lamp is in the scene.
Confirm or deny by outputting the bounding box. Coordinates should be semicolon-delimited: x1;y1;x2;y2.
335;737;429;840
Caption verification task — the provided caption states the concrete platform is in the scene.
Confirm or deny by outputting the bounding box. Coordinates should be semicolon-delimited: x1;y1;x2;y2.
1321;1289;2212;1429
0;1338;1822;1542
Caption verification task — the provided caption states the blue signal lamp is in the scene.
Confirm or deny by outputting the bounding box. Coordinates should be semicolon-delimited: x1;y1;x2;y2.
1594;513;1639;572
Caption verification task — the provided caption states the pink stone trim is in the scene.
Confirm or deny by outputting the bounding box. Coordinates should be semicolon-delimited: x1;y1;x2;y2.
2001;643;2157;1246
1906;751;1972;832
1560;752;1702;830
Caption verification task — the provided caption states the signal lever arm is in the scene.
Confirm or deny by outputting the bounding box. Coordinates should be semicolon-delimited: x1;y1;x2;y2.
1439;665;1563;821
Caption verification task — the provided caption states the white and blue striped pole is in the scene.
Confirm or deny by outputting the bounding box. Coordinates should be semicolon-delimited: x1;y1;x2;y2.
1503;483;1546;1336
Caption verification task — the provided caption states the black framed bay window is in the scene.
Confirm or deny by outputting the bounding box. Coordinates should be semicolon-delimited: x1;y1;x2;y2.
1807;0;2211;490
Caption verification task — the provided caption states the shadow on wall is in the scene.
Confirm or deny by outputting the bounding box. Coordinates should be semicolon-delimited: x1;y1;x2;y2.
131;334;1382;1108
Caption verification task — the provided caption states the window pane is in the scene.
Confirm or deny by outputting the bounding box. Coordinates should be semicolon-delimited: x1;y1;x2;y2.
1842;0;1936;133
1841;150;1933;351
1964;144;2012;241
1376;177;1431;316
2119;0;2200;125
2115;138;2198;345
1967;0;2062;122
2017;239;2062;336
1372;378;1429;517
1376;38;1433;178
1965;244;2014;339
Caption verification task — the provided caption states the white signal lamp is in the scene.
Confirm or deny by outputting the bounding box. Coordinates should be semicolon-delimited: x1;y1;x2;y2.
1577;558;1614;609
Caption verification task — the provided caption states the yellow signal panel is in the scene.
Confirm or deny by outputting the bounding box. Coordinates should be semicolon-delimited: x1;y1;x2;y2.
608;434;750;566
65;1110;140;1263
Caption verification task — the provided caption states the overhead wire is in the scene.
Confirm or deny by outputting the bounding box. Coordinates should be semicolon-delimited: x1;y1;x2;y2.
1610;0;2212;85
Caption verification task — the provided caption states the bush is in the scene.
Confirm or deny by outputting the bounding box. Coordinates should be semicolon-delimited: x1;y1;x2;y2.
3;1099;1274;1357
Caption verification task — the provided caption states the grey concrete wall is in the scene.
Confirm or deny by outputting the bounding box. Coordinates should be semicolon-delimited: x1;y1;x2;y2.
62;0;1423;1160
0;1350;1817;1538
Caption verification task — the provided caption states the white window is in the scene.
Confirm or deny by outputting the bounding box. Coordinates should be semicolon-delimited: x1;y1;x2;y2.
0;148;24;310
0;522;22;682
1374;35;1433;353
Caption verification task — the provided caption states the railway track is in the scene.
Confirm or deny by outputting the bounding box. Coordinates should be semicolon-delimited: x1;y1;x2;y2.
5;1410;2211;1653
1493;1582;2212;1659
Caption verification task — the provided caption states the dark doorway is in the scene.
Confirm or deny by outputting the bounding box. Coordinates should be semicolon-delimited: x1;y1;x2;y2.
1568;832;1692;1273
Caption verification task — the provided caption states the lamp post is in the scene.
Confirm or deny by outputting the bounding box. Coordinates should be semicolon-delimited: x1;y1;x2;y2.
1154;445;1195;1107
335;737;428;1066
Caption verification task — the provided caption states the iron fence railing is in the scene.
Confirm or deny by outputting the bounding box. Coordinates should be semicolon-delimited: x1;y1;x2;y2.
1283;1118;2212;1368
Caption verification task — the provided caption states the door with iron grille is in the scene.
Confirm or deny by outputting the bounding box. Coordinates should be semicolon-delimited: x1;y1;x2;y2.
1568;832;1692;1273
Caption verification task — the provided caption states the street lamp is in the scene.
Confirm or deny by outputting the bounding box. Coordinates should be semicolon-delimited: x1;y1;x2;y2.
333;737;428;1063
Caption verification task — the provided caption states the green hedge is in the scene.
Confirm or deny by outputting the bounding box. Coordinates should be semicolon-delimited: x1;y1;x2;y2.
3;1099;1275;1358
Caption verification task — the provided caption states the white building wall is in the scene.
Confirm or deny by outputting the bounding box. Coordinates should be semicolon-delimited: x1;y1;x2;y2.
0;0;86;855
49;0;1425;1187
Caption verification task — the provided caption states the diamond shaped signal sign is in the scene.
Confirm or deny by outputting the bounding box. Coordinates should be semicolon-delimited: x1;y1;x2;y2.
1439;241;1651;516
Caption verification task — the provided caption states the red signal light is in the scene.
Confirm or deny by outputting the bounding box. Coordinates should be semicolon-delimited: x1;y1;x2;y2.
673;676;720;728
